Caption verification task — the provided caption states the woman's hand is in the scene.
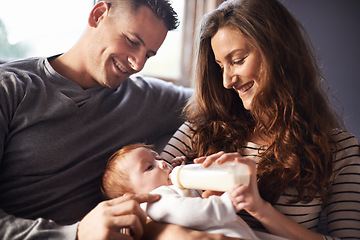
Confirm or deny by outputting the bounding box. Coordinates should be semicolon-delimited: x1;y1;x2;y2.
227;156;267;217
196;152;324;240
194;151;227;167
195;152;266;217
77;193;160;240
194;151;230;198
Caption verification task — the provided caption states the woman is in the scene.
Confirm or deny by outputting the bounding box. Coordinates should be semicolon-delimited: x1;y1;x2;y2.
161;0;360;239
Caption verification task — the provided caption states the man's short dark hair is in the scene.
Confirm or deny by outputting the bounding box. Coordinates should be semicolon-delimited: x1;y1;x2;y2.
97;0;179;30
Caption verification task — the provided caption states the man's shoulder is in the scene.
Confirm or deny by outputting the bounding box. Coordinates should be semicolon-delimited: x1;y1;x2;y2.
0;57;43;72
0;57;46;89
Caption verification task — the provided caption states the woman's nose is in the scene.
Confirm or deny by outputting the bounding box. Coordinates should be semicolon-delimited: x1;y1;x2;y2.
222;66;236;89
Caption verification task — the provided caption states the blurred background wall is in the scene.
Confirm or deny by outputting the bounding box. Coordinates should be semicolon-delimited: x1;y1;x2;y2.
279;0;360;139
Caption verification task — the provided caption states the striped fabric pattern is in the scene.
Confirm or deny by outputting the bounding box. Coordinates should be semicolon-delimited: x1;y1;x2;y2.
161;123;360;240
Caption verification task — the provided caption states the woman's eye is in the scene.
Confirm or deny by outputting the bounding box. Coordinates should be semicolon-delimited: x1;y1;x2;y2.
216;63;224;72
234;58;245;65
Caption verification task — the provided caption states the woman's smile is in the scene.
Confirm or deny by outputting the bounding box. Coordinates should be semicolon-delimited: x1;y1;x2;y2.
211;27;262;110
234;80;255;96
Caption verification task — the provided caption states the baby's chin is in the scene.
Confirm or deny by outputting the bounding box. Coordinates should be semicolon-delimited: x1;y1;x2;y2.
150;181;171;192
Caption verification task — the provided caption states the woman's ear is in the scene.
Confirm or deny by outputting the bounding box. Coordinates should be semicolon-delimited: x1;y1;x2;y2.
88;1;110;27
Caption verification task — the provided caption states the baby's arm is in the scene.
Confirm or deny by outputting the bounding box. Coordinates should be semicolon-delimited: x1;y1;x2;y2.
144;221;242;240
145;186;236;229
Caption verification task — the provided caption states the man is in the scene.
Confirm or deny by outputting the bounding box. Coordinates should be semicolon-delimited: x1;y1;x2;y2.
0;0;195;239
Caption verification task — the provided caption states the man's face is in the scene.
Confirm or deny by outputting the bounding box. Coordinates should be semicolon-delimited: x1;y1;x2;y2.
89;4;168;89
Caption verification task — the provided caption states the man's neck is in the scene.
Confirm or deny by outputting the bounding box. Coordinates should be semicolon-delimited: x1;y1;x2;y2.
49;48;98;89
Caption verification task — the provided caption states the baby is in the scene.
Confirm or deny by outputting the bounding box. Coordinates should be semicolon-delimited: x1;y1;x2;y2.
101;143;285;240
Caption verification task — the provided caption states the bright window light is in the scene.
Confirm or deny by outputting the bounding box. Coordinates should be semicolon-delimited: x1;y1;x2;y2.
0;0;184;83
0;0;93;60
138;0;185;81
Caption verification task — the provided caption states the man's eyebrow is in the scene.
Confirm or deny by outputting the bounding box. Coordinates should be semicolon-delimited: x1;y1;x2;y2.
133;33;157;56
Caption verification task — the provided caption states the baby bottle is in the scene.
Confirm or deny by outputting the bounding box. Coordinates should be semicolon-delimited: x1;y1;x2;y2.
170;162;250;191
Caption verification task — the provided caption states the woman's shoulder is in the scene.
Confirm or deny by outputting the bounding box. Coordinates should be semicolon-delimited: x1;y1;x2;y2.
330;129;359;153
330;129;360;171
331;129;358;142
161;122;193;161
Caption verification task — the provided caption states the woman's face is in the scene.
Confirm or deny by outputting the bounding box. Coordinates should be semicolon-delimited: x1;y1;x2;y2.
211;27;262;110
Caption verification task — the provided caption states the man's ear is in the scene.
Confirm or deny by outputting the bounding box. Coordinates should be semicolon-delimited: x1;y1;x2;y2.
88;1;110;27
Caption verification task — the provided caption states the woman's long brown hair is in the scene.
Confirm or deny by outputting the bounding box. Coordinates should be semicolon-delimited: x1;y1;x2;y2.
185;0;343;205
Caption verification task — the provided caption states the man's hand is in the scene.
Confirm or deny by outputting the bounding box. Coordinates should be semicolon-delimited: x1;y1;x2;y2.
77;193;160;240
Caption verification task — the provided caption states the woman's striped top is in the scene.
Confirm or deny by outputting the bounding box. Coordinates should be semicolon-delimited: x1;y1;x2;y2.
161;122;360;240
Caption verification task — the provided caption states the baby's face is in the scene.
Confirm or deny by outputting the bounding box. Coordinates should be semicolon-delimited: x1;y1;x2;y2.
125;147;173;194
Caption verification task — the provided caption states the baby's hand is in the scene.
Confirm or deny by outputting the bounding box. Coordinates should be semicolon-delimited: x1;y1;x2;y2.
171;156;186;167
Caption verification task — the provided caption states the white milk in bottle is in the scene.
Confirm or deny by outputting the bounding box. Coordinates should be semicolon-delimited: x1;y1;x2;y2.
170;162;250;191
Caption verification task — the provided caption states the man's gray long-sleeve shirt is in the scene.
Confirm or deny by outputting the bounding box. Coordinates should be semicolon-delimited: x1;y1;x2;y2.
0;57;193;239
